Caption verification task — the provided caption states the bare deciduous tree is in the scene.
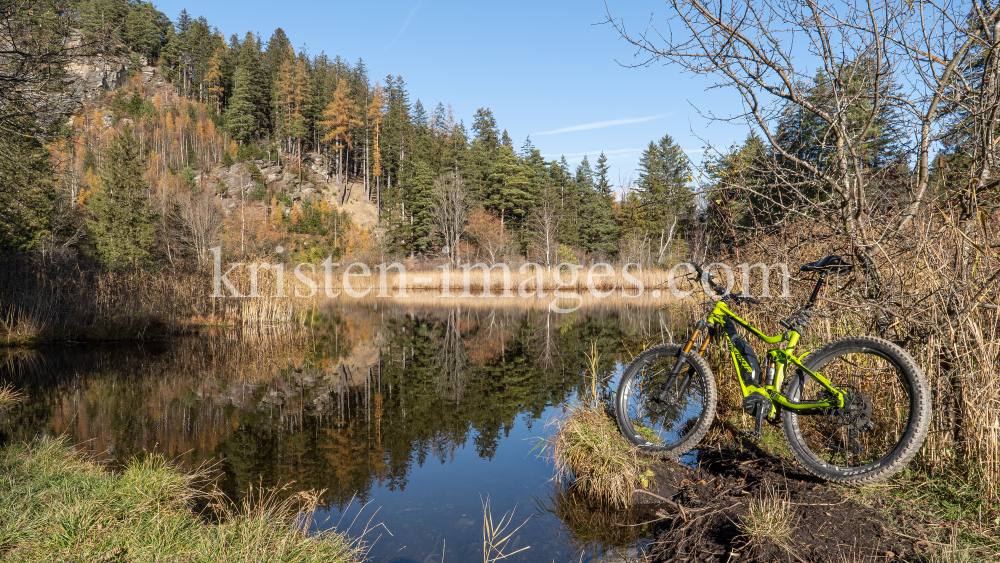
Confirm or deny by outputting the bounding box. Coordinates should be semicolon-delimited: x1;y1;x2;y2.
433;171;470;265
530;200;560;270
465;208;508;264
176;190;223;266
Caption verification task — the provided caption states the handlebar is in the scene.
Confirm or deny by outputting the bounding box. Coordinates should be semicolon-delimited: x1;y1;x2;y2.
691;263;761;305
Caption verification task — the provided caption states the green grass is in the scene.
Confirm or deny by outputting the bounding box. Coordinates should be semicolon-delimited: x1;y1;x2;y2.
0;437;364;562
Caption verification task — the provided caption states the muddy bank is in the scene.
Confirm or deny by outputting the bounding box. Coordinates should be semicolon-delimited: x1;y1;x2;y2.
636;446;932;563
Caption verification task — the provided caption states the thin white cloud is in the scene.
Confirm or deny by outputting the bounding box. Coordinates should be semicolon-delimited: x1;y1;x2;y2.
541;148;643;159
533;114;670;136
384;0;424;52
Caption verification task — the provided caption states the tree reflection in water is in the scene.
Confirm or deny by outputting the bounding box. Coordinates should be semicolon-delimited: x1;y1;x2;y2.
0;301;687;561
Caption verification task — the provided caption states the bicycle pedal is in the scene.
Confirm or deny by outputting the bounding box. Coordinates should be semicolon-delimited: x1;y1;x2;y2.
741;429;762;440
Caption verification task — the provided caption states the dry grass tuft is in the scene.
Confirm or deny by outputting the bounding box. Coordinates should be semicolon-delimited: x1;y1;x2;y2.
549;342;654;509
480;495;530;563
0;383;24;411
737;485;797;556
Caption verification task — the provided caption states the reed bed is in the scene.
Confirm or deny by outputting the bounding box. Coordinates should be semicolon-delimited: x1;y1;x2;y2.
0;255;298;345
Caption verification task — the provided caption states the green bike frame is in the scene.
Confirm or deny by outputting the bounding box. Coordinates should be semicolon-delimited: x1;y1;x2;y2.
693;300;846;412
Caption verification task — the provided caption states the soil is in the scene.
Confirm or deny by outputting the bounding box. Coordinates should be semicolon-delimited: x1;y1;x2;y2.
634;440;940;563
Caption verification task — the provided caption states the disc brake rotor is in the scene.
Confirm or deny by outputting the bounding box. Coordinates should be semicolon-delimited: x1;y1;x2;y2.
817;386;875;454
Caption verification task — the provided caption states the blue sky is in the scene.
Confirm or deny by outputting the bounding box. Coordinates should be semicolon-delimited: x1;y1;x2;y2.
155;0;751;188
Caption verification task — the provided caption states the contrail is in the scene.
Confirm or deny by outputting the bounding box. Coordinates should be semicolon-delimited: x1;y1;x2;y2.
533;114;670;136
385;0;424;52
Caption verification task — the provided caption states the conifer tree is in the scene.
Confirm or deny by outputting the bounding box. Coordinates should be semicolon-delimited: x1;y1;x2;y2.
226;66;256;143
469;107;500;198
274;49;311;157
204;48;225;112
412;99;428;130
486;145;533;234
86;126;156;268
368;82;386;212
634;134;692;235
321;78;362;201
402;159;436;252
589;151;618;255
0;127;55;252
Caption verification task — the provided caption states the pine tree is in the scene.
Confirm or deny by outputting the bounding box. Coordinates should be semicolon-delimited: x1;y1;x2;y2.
86;125;156;268
501;129;513;149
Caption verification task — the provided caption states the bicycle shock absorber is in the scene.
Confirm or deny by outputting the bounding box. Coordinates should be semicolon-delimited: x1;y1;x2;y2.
656;321;705;404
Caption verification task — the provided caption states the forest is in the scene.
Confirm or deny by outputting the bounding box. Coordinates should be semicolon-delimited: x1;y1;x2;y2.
0;0;695;269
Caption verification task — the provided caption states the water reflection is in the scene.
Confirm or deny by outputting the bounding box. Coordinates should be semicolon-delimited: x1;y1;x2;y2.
0;299;687;562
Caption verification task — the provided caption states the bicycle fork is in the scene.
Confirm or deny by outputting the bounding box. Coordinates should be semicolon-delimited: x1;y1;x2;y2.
655;321;708;404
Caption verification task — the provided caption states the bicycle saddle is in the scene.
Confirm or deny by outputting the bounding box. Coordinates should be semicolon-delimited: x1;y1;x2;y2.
800;255;853;274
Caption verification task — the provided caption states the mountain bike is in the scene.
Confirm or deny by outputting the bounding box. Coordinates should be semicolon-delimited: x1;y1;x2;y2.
614;256;931;484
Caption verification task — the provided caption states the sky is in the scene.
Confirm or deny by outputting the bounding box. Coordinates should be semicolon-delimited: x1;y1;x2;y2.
153;0;753;189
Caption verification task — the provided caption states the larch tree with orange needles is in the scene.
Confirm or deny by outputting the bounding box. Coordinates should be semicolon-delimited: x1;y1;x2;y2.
204;49;225;113
321;78;362;205
367;82;385;216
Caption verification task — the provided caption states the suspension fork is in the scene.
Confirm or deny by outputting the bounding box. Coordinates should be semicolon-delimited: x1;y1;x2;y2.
656;321;705;403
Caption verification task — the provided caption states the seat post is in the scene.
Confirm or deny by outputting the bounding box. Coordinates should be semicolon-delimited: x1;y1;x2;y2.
805;272;828;309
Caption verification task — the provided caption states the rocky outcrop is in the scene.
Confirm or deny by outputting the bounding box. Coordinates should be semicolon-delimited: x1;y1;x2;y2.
62;30;157;102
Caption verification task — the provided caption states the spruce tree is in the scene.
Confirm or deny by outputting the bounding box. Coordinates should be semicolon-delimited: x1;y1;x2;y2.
486;145;533;233
86;126;156;269
0;126;55;252
226;67;256;143
590;151;618;255
635;134;692;234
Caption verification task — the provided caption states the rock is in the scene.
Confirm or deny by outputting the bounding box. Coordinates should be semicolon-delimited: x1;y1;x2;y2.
65;56;130;101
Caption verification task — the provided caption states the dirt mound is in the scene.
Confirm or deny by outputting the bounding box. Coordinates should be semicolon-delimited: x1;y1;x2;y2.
636;446;929;562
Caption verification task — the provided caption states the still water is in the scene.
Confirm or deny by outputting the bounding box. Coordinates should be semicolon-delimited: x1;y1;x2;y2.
0;299;688;562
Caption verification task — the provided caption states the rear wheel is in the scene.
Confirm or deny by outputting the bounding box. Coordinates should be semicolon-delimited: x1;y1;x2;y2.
614;344;717;457
782;336;930;484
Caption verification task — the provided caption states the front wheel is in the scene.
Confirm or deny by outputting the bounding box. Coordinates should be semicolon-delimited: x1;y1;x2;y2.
614;344;717;457
782;336;931;484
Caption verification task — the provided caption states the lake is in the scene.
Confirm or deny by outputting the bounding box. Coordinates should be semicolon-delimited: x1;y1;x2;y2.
0;298;690;562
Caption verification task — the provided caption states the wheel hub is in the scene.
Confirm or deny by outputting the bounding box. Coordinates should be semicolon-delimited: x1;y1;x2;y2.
822;386;874;432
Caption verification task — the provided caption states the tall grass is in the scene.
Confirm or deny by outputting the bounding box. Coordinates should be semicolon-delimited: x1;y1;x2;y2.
317;264;687;293
0;437;364;562
548;342;654;508
0;254;295;345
